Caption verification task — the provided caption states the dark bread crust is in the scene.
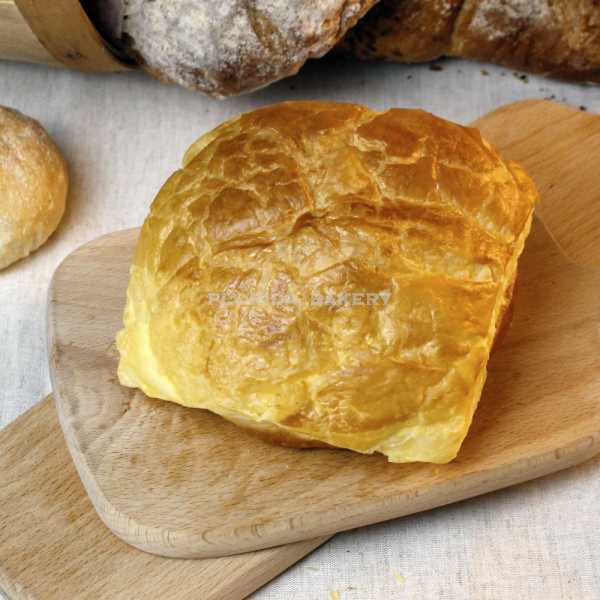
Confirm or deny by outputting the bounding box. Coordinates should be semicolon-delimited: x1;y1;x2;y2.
336;0;600;83
336;0;465;63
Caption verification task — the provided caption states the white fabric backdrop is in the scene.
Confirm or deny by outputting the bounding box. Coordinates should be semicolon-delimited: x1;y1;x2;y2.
0;55;598;600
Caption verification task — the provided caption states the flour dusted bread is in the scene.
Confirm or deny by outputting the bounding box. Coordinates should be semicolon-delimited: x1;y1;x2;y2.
118;0;599;96
337;0;600;83
0;107;68;270
116;101;538;463
121;0;378;98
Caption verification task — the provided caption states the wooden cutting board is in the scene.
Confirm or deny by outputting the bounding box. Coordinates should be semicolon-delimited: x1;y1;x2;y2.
47;99;600;560
473;99;600;270
0;395;329;600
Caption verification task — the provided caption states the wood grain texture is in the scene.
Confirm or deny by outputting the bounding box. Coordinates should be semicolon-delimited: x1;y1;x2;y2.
474;99;600;270
0;396;330;600
47;101;600;559
0;0;60;66
7;0;136;72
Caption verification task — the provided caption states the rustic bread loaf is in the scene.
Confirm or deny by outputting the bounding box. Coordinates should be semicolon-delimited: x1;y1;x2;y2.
110;0;599;94
121;0;379;98
337;0;600;83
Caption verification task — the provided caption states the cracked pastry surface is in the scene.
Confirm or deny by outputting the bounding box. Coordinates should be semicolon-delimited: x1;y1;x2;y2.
116;101;538;463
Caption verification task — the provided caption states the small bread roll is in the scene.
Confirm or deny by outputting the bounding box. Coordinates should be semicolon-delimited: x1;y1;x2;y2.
116;101;538;463
0;107;68;270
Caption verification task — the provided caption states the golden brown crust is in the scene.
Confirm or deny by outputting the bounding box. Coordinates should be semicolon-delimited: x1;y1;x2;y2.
336;0;600;83
491;266;516;354
116;101;538;463
0;107;68;270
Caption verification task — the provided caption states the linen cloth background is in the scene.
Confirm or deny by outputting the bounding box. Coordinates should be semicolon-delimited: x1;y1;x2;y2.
0;55;599;600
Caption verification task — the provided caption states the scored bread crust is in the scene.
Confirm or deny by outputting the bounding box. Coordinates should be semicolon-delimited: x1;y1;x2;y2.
0;107;68;270
121;0;379;98
116;101;538;463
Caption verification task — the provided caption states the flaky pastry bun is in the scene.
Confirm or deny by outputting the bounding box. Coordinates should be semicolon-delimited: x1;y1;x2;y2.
116;101;538;463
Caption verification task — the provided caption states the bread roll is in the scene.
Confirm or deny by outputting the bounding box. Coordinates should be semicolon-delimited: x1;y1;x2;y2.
0;107;68;270
337;0;600;84
116;101;538;463
121;0;379;98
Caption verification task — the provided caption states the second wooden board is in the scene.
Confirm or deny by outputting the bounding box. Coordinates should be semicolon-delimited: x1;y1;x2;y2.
0;396;328;600
48;101;600;559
